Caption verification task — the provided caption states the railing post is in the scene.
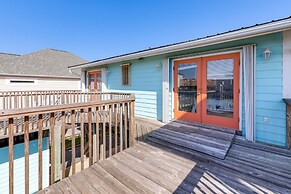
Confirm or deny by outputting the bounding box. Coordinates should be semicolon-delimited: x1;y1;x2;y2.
24;116;29;194
9;117;14;194
130;94;136;146
38;114;43;191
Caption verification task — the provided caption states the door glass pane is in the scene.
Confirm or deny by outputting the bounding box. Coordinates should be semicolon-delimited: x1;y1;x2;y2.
89;74;95;92
207;59;234;118
96;73;102;92
178;63;197;113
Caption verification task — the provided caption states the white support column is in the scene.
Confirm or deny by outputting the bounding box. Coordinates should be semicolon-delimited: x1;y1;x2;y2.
162;59;170;123
81;71;86;92
283;30;291;98
101;68;108;92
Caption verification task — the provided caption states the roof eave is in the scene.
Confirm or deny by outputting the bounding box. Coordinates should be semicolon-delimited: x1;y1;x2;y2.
0;73;80;79
69;18;291;70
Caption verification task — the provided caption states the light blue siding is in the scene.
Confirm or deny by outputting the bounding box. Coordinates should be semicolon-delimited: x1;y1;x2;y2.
254;33;286;146
85;32;286;147
106;57;163;120
0;138;50;194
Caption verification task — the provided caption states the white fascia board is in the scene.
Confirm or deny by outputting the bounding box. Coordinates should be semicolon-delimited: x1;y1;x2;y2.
70;18;291;70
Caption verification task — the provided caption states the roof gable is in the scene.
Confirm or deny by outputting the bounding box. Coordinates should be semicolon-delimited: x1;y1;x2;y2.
0;49;87;78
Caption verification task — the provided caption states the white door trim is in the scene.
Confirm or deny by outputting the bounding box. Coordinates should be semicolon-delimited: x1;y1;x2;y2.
171;49;243;129
162;59;170;123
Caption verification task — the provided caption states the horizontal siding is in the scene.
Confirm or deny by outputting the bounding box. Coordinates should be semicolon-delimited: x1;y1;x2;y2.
0;138;49;194
0;76;80;91
255;33;286;146
168;32;286;146
106;57;163;120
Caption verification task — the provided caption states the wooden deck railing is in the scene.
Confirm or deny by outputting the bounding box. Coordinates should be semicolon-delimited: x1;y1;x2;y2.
0;90;131;110
0;95;136;194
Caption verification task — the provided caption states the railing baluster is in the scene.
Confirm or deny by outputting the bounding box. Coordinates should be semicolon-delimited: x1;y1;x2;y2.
61;111;66;179
103;105;106;159
88;107;93;166
80;109;85;170
115;104;118;154
9;117;14;194
130;99;136;146
96;106;100;162
38;114;43;191
0;91;135;193
109;104;112;157
3;93;6;110
120;103;123;151
24;116;29;194
50;112;55;184
124;103;128;149
71;110;76;174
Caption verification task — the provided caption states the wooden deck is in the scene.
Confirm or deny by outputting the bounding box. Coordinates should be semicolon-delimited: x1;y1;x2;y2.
39;121;291;194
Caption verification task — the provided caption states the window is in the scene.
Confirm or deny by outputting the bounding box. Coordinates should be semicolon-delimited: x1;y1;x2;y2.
121;64;130;86
10;80;35;84
6;77;38;85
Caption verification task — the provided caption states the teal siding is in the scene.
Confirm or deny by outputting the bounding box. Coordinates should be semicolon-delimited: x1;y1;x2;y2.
0;138;50;194
168;32;286;146
254;33;286;146
106;57;163;120
85;32;286;146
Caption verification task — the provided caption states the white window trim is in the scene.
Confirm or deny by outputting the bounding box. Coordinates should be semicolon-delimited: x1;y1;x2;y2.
86;68;107;92
121;63;131;86
170;49;245;130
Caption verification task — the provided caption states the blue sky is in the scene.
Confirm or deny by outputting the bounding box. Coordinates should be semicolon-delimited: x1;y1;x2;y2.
0;0;290;61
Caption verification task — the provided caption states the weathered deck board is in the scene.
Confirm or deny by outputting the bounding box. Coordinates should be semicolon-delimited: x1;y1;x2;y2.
39;122;291;194
150;124;234;159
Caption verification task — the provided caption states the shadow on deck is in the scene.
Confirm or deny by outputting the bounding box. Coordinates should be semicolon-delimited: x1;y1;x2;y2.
39;120;291;193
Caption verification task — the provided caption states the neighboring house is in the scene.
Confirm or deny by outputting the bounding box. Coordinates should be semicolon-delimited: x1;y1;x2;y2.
0;52;20;62
0;49;87;194
69;16;291;147
0;48;87;91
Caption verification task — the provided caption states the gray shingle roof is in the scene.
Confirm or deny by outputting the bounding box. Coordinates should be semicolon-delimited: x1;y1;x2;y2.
0;49;87;78
0;53;20;62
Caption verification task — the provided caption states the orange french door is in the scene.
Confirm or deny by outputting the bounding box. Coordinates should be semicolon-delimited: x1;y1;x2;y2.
174;52;240;129
174;58;203;123
88;70;102;101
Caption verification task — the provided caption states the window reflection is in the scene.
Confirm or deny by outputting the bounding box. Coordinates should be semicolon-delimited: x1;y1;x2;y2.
207;59;234;118
178;63;197;113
